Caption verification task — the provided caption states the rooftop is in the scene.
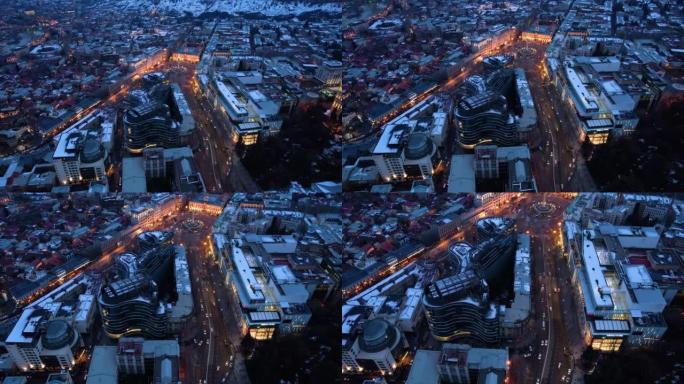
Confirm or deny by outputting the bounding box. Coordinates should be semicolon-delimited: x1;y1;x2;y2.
86;346;118;384
581;232;614;309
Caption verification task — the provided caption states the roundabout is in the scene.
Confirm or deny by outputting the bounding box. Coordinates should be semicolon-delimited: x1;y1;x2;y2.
182;218;204;232
516;45;537;59
531;196;557;216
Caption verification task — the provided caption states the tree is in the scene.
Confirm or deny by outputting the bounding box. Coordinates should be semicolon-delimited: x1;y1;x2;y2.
587;97;684;191
581;137;594;159
580;347;599;372
241;102;337;189
240;334;255;354
234;136;246;159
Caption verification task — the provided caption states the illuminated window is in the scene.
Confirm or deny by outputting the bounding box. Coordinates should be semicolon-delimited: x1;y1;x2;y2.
591;337;623;352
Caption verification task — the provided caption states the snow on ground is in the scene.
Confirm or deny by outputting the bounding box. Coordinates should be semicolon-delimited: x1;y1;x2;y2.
114;0;341;16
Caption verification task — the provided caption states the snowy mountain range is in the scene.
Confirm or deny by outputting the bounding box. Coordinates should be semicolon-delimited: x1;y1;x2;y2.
111;0;341;16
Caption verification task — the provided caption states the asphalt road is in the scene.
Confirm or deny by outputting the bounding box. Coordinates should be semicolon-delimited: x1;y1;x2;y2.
81;210;250;384
384;194;585;384
511;39;596;192
506;194;584;384
16;56;260;193
168;211;251;384
166;62;259;193
359;27;598;192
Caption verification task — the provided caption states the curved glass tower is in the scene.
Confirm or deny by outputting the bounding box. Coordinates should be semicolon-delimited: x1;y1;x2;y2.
422;269;500;344
455;91;519;148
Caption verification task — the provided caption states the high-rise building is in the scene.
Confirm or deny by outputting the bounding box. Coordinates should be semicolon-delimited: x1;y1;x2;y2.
137;231;174;253
123;79;192;154
53;110;113;186
4;316;81;372
476;217;516;242
123;102;180;154
370;96;450;185
98;274;168;339
221;240;311;340
2;276;97;373
470;235;516;281
98;245;192;339
455;68;535;150
208;75;285;146
372;128;438;182
455;91;518;148
451;234;516;283
422;269;500;344
211;199;334;341
343;318;404;375
422;229;519;345
342;262;429;375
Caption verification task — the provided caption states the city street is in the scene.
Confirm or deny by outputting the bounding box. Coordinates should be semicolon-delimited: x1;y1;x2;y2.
354;15;598;192
166;62;259;193
445;37;597;193
505;194;584;384
510;39;596;192
85;209;249;384
166;211;251;384
376;194;584;384
18;53;261;193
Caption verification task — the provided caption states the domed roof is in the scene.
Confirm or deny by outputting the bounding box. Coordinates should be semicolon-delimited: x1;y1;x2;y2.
80;138;104;163
363;318;389;344
42;319;75;350
404;133;434;160
359;319;400;353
